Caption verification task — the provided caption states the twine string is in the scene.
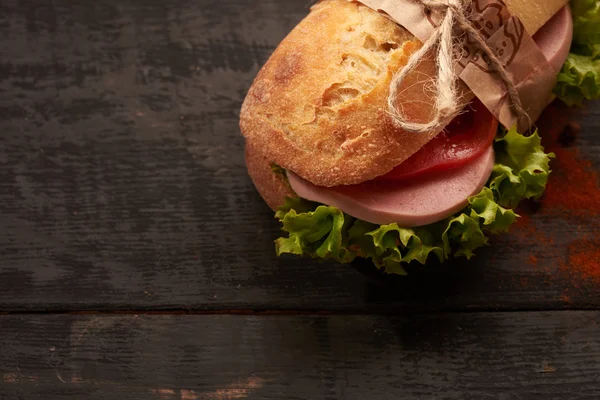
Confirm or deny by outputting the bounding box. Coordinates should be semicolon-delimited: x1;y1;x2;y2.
387;0;530;133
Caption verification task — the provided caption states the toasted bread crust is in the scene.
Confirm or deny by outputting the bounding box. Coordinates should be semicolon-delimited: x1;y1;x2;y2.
240;0;452;187
245;139;295;211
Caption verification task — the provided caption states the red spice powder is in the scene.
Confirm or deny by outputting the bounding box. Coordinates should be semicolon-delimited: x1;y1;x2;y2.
543;149;600;217
562;240;600;282
537;104;600;218
511;102;600;293
512;212;555;247
528;254;539;268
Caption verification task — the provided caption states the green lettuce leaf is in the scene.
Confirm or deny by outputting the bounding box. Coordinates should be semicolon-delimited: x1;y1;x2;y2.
554;0;600;106
275;199;355;263
274;127;551;273
571;0;600;55
555;54;600;106
489;128;555;208
270;163;287;177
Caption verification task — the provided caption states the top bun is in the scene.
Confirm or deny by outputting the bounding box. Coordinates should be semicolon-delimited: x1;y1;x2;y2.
240;0;450;187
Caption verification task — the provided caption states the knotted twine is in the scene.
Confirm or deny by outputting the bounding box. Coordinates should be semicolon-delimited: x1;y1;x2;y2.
388;0;530;133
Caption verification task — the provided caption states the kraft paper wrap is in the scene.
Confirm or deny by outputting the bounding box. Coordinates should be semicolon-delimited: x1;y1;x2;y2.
354;0;565;131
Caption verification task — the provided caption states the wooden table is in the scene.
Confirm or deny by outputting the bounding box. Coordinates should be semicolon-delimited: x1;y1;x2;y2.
1;1;599;398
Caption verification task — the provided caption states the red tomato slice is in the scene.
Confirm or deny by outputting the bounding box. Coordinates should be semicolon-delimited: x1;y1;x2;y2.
378;99;498;181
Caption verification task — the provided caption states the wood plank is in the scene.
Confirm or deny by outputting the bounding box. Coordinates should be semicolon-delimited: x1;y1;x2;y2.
1;312;600;399
0;0;599;312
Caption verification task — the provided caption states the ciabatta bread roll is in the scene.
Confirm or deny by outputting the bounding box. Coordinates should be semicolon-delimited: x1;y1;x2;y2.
241;0;441;187
240;0;568;189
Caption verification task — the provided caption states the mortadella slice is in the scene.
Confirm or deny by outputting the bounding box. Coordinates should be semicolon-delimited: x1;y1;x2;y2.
288;146;495;227
534;6;573;74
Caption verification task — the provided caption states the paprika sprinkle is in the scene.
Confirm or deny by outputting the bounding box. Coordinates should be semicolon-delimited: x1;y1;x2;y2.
536;102;600;218
510;101;600;295
563;240;600;283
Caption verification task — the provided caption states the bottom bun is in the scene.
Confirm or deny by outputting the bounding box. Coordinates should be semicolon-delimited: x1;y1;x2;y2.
245;139;295;211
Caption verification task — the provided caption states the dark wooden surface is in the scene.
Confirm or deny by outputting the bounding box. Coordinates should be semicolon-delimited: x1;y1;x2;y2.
1;0;599;398
2;312;600;399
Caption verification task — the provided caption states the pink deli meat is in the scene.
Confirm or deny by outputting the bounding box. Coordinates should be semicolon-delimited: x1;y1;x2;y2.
287;7;573;227
288;146;495;227
534;5;573;74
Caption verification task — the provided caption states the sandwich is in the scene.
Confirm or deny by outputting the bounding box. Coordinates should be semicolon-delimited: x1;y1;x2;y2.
240;0;600;274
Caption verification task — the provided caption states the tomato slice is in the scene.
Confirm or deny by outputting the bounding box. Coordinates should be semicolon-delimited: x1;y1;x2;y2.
378;99;498;181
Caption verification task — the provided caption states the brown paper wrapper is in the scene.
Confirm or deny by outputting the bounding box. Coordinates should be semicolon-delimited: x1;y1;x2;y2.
355;0;564;131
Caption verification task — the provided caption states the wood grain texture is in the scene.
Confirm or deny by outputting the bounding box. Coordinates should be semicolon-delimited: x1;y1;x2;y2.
1;312;600;400
0;0;599;312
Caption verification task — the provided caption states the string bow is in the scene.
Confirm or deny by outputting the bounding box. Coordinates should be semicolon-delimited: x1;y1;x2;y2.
388;0;530;133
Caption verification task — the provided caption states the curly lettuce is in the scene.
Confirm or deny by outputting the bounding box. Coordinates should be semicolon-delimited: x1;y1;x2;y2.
554;0;600;106
274;127;553;274
489;128;556;207
571;0;600;56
